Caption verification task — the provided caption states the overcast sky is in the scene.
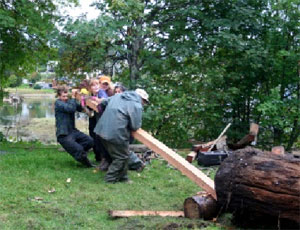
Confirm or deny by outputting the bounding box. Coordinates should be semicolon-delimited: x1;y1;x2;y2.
63;0;99;20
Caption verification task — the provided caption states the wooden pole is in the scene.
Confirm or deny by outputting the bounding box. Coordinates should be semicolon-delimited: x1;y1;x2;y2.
207;123;231;152
132;129;217;199
75;93;217;199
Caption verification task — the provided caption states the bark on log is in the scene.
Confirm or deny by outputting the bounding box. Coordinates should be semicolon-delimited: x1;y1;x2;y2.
184;193;218;220
215;147;300;229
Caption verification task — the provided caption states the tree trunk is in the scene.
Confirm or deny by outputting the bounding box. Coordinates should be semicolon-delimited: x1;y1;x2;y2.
215;147;300;229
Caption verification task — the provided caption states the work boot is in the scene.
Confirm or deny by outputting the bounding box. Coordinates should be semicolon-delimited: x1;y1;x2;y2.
136;163;145;172
78;157;94;168
99;158;110;171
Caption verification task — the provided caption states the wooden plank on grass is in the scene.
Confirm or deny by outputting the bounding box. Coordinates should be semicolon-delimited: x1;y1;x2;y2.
109;210;185;218
132;129;217;199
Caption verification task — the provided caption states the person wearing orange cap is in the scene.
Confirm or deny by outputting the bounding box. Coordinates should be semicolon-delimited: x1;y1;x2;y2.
98;75;114;99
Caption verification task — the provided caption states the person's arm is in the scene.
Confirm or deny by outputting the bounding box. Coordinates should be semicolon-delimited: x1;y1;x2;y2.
76;100;83;112
71;89;83;112
55;99;78;113
128;104;142;131
98;89;108;99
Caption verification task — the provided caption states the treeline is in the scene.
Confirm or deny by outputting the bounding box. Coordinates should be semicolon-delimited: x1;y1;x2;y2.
1;0;299;149
57;0;299;149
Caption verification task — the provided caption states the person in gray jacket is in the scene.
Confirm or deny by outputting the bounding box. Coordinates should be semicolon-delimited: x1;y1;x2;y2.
94;89;149;183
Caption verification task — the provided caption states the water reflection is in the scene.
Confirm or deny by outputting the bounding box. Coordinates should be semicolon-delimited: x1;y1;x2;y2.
0;98;55;126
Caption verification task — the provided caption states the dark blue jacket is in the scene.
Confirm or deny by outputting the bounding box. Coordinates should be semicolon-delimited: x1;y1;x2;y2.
55;99;82;137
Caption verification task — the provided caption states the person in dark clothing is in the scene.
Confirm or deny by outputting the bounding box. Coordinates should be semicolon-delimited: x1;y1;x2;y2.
55;85;94;167
94;89;149;183
88;79;112;166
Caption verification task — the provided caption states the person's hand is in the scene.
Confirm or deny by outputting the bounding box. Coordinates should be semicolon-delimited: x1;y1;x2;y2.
94;97;103;104
71;89;78;98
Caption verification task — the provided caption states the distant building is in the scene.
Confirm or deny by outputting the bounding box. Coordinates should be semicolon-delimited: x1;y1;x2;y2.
46;61;58;73
22;79;29;84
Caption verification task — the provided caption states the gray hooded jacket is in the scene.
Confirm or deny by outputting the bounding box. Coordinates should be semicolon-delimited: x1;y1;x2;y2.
94;91;143;145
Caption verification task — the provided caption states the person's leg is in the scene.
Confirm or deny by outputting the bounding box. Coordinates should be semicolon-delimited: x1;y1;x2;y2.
89;116;102;161
101;139;129;183
74;130;94;152
97;136;111;171
98;137;112;163
57;132;93;167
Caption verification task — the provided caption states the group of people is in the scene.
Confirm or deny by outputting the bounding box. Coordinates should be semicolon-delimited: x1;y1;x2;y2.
54;76;149;183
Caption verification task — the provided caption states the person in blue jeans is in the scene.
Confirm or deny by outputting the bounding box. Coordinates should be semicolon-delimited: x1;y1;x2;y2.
55;85;94;167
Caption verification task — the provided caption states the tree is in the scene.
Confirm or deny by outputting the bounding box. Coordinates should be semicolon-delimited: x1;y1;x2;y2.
142;0;299;149
56;0;299;149
0;0;76;98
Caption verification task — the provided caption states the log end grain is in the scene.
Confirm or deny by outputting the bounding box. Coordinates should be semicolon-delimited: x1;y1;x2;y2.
184;193;218;220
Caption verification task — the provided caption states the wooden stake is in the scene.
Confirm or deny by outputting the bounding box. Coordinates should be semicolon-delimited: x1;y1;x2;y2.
207;123;231;152
132;129;217;199
109;210;184;218
271;146;285;155
249;123;259;136
186;151;197;163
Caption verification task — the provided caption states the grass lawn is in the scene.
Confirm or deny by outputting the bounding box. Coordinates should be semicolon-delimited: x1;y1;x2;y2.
0;142;232;230
5;87;54;95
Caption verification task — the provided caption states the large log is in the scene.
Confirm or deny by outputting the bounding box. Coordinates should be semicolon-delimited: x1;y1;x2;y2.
215;147;300;229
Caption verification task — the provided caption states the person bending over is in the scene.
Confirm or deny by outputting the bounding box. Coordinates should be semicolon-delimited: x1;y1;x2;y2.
94;88;149;183
55;85;94;167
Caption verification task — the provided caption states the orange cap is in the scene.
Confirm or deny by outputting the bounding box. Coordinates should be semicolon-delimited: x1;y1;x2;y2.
99;76;111;84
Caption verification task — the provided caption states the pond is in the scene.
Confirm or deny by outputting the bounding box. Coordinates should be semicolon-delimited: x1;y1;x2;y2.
0;97;88;144
0;98;55;126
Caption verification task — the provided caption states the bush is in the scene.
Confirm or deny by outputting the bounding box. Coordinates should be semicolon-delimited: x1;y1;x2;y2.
8;75;22;87
0;132;5;142
33;84;42;90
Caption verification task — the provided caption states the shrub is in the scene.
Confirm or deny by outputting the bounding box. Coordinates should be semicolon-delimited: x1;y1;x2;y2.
33;84;42;90
8;75;22;87
0;132;5;142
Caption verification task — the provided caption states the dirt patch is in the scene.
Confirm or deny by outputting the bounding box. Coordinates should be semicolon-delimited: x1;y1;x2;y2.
0;117;89;145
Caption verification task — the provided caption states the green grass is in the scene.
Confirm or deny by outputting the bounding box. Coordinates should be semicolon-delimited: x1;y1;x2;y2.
0;142;231;230
5;87;54;94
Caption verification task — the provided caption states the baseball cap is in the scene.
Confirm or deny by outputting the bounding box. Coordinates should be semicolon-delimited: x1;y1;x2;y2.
135;88;149;103
99;76;111;84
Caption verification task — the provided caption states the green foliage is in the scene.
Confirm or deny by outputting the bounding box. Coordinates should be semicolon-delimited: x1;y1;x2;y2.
56;0;300;149
7;74;22;88
33;84;42;90
0;131;5;142
0;0;77;99
27;72;42;84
